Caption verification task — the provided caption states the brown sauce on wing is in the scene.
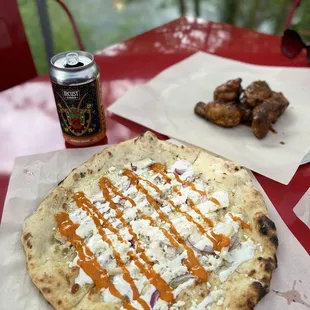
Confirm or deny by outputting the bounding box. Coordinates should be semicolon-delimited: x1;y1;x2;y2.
270;126;277;134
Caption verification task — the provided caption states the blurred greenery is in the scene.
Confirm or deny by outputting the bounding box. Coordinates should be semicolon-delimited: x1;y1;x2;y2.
18;0;310;75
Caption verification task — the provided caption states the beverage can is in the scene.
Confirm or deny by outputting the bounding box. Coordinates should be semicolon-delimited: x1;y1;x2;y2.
50;51;106;146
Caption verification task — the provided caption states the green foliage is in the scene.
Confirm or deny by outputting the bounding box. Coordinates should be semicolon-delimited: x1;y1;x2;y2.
18;0;47;75
18;0;310;75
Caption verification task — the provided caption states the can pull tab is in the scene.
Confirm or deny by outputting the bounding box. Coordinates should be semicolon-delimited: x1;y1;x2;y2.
65;52;83;68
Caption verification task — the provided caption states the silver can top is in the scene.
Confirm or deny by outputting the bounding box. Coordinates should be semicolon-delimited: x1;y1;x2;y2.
51;50;93;70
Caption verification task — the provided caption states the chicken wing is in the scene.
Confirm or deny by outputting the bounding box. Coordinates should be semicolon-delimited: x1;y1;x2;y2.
214;78;242;102
251;104;272;139
252;91;289;139
264;91;289;122
239;97;253;123
194;101;242;128
244;81;272;107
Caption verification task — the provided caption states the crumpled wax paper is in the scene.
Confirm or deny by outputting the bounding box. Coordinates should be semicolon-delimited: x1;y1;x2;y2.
293;188;310;229
108;51;310;184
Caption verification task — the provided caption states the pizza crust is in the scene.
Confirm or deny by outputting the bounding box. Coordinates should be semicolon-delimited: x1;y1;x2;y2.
21;131;277;310
191;152;277;309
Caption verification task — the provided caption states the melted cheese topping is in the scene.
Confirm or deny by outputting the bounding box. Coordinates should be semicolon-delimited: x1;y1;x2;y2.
219;239;256;282
195;289;224;309
56;159;255;309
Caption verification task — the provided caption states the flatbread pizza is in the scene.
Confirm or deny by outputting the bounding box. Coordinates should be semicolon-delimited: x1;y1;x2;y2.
22;131;278;309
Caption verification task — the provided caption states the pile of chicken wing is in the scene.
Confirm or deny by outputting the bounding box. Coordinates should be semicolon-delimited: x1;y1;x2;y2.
194;78;289;139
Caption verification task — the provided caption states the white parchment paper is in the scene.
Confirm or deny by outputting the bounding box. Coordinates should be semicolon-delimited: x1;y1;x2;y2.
0;143;309;309
108;52;310;184
293;189;310;229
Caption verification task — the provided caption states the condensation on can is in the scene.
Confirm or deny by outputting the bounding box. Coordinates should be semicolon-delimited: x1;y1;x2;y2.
50;51;106;146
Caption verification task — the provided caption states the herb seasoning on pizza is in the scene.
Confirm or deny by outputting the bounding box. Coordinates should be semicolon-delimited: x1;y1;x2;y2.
22;132;277;310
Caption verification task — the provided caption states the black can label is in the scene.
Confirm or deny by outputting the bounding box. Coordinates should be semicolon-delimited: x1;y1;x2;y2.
52;79;106;140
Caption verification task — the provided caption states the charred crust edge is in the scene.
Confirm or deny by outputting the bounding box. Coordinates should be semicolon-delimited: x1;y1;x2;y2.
23;232;32;241
139;130;148;137
270;235;278;247
251;281;268;301
57;177;65;186
71;283;80;294
257;215;277;242
257;256;277;272
274;254;278;268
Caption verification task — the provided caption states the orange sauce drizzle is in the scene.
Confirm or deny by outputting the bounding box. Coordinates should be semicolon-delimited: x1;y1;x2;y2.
168;199;206;235
55;212;139;309
209;231;231;252
72;193;149;310
134;175;163;195
173;185;181;196
123;169;208;282
140;214;179;248
151;163;205;196
169;198;229;252
102;177;180;250
150;163;171;183
209;197;221;206
147;163;230;252
99;178;174;303
57;160;237;308
126;249;175;303
100;178;155;266
173;172;205;196
229;214;252;231
187;198;214;228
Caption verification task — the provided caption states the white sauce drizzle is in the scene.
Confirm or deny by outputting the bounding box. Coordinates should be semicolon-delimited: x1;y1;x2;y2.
219;239;256;282
60;158;256;309
75;268;93;286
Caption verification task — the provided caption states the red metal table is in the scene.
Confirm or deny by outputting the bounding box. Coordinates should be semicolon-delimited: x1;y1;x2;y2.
0;17;309;253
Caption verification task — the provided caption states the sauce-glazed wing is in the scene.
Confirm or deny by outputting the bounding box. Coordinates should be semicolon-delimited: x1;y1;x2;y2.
264;91;289;123
239;97;253;123
252;91;289;139
194;101;242;128
214;78;242;102
251;103;272;139
244;81;272;107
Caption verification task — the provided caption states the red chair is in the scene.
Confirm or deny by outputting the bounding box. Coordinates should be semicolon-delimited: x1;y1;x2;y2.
0;0;84;92
0;0;37;92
